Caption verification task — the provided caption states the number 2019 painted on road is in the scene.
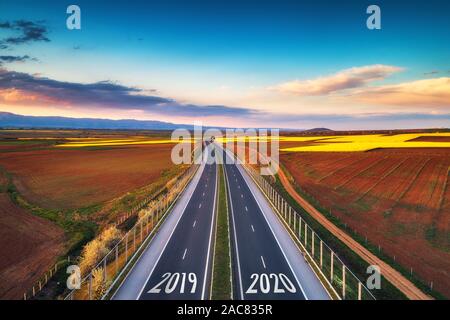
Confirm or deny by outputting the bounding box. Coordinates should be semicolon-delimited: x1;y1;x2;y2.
148;272;197;294
246;273;296;294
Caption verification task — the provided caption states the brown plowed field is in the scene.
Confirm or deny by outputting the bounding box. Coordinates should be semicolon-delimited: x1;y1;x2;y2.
0;144;176;209
0;194;64;299
281;148;450;297
0;133;180;299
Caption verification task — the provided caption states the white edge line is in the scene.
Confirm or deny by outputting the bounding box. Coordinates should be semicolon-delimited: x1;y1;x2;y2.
237;163;309;300
134;157;206;300
109;163;200;300
223;154;245;300
224;147;309;300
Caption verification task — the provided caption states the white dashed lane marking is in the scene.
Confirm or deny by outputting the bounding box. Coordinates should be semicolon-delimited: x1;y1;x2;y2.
261;256;266;269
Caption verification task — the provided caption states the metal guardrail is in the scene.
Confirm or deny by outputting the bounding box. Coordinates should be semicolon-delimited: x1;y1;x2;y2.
64;163;199;300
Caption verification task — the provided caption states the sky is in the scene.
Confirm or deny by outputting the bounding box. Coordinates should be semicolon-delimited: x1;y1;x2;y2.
0;0;449;129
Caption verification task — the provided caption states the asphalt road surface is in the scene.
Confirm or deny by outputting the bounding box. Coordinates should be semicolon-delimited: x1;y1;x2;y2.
113;145;217;300
113;143;329;300
224;159;307;300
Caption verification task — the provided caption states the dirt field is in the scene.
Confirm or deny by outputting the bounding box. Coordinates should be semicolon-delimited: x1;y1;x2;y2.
281;147;450;296
0;194;64;299
0;131;182;299
0;144;176;209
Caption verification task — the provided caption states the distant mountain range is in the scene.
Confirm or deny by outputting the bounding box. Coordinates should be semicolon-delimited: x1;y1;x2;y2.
0;112;191;130
0;112;321;131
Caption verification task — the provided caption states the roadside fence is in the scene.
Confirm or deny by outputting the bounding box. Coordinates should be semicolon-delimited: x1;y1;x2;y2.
242;163;376;300
63;163;199;300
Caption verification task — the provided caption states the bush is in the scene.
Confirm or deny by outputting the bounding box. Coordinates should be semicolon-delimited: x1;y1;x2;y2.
78;226;122;275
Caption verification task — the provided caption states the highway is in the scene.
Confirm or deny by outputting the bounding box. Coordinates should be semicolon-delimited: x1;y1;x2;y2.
113;142;329;300
113;144;217;300
222;146;330;300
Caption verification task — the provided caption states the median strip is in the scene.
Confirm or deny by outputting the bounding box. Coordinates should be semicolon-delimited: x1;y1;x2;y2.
211;164;232;300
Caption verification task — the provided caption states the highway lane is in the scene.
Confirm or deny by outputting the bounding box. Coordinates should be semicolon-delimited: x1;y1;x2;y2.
223;152;307;300
112;144;217;300
138;147;217;300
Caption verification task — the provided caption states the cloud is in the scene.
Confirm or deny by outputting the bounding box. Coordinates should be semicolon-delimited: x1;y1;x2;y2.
0;20;49;48
273;65;403;96
0;69;256;118
0;55;36;65
1;68;447;129
351;77;450;108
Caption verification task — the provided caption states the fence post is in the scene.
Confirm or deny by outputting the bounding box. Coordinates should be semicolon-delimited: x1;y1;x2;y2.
288;205;291;226
89;272;93;300
320;240;323;268
115;245;119;274
342;265;346;299
299;217;302;239
304;224;308;246
293;210;296;232
133;228;136;250
32;286;35;297
358;282;362;300
278;194;281;211
330;252;334;283
103;258;107;283
312;232;315;257
24;293;27;301
140;221;143;243
125;234;129;261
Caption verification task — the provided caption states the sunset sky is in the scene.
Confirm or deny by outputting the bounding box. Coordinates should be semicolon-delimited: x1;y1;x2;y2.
0;0;449;129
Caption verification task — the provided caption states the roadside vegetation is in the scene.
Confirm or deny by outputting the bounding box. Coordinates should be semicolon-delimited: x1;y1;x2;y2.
211;165;232;299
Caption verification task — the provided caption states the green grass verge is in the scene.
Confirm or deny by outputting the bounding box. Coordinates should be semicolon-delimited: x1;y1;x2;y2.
211;164;232;300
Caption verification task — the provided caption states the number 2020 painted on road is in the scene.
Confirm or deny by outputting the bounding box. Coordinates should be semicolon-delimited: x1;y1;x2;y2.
246;273;296;294
148;272;197;294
